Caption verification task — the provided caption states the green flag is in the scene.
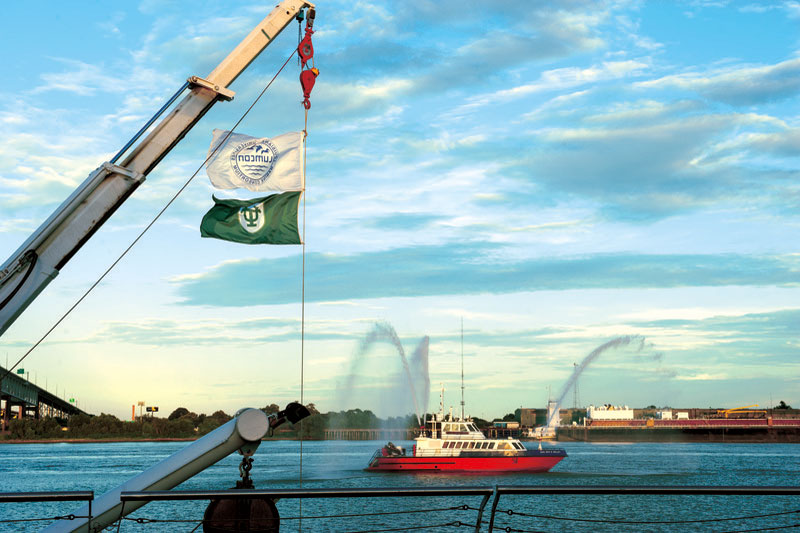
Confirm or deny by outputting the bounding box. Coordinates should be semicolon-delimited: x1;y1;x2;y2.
200;191;302;244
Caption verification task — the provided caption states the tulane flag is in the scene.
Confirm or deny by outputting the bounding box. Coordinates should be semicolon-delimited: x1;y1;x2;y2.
200;192;302;245
205;130;304;192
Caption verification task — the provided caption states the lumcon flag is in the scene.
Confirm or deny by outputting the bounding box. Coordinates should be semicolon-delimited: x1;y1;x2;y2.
200;192;302;245
205;130;304;191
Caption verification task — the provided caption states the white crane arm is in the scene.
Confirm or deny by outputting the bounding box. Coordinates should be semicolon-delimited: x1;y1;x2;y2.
0;0;314;337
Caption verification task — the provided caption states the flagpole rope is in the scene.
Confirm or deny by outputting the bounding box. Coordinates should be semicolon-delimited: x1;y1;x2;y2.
298;105;309;533
0;49;298;388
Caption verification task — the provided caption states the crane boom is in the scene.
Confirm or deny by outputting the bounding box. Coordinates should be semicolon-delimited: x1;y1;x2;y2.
0;0;314;338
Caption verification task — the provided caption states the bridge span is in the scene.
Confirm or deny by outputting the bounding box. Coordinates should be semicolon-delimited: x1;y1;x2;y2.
1;365;89;432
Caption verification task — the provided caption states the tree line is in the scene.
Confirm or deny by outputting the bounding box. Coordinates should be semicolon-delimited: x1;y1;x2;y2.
0;404;523;441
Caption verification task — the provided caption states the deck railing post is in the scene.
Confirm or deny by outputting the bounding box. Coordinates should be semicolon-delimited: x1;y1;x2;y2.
474;493;490;532
487;485;501;532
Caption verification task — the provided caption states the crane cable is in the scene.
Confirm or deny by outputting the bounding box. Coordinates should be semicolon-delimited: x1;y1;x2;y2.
297;9;317;530
0;49;299;389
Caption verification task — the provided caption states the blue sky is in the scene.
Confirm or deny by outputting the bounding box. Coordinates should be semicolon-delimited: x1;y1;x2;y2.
1;0;799;421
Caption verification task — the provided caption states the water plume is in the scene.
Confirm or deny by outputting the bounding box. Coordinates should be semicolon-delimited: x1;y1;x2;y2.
342;322;429;425
410;336;430;417
546;335;646;427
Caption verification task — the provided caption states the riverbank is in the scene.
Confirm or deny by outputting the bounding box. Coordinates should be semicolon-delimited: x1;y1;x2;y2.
0;435;311;444
556;425;800;443
0;437;196;444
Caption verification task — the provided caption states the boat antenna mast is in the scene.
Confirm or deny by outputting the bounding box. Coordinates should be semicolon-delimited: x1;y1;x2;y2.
460;318;465;421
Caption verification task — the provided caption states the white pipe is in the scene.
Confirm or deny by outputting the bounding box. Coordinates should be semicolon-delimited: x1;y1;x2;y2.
43;407;270;533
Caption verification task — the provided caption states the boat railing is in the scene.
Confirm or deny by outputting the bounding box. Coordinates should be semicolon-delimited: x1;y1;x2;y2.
413;447;453;457
368;448;383;464
4;486;800;532
0;491;93;530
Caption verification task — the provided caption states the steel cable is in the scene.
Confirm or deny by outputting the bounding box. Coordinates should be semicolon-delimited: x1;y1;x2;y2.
113;503;471;525
496;507;800;525
0;513;86;523
343;521;464;533
280;503;471;520
496;509;800;525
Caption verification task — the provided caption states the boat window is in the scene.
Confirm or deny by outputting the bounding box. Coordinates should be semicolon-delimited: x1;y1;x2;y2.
481;442;488;449
489;442;495;449
468;442;474;448
444;424;452;432
456;442;463;448
513;442;524;449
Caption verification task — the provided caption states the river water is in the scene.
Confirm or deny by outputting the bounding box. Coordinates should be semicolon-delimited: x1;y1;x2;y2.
1;440;798;532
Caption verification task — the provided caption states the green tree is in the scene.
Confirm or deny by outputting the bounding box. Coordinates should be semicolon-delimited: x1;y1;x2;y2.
210;410;231;423
296;403;323;439
168;407;190;420
471;417;490;429
776;400;792;409
262;404;280;415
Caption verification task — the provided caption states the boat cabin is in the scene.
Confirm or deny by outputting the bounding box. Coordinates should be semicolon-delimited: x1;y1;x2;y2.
440;421;483;439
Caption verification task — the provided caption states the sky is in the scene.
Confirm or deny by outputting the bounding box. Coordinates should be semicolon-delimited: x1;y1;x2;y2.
1;0;799;422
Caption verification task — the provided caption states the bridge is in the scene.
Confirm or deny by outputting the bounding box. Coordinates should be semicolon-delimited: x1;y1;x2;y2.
0;365;89;432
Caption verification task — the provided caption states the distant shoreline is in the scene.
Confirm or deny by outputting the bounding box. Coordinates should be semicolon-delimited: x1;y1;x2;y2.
0;437;197;444
0;436;304;444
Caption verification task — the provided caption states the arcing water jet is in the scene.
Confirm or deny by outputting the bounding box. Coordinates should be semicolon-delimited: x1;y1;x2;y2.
343;322;429;425
546;335;646;428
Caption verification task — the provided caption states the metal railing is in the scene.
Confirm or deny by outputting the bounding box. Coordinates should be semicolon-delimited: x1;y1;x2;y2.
3;486;800;532
0;491;93;529
120;485;800;532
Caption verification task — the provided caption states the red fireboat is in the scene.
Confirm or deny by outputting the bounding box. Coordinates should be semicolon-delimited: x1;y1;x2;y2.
366;389;567;473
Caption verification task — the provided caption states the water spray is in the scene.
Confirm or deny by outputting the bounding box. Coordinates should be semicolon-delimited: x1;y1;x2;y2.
546;335;646;428
344;322;428;426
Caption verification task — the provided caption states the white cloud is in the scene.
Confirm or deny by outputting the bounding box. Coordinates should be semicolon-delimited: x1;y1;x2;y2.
456;60;649;113
675;372;729;381
636;57;800;105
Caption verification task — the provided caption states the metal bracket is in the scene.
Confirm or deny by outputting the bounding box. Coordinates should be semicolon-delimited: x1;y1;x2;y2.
100;162;145;184
188;76;236;101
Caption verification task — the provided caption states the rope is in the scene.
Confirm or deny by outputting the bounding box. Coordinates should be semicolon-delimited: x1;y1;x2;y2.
296;10;312;518
0;49;298;385
298;105;308;533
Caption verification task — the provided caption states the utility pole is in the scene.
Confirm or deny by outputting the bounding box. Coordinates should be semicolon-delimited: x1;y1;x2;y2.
573;362;580;409
460;318;465;421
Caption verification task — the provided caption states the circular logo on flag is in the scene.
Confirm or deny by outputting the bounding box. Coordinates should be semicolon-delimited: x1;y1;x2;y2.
239;202;265;233
230;138;278;186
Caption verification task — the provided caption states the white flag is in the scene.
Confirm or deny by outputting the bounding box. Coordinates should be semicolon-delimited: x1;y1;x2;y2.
205;129;304;191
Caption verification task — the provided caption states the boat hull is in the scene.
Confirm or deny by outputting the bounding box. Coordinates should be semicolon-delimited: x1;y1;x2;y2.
366;452;565;473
